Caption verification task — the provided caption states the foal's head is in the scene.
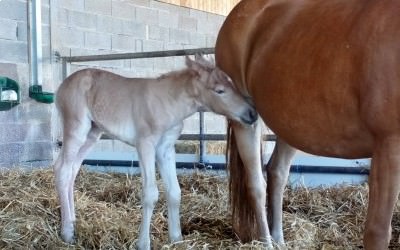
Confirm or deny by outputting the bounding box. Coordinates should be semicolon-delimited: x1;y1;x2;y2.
186;55;257;125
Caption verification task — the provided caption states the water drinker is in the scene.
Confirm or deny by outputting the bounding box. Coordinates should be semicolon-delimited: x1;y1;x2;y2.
29;85;54;104
0;76;21;111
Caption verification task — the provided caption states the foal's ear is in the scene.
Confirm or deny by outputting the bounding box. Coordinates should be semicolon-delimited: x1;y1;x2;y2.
185;55;206;73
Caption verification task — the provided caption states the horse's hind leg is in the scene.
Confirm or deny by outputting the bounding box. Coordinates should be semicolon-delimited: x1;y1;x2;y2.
364;136;400;250
266;138;296;244
137;138;159;250
156;124;183;243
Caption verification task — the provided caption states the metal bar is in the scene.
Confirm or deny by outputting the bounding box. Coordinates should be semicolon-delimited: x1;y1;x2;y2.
81;159;370;174
199;111;205;164
63;48;215;63
98;133;277;141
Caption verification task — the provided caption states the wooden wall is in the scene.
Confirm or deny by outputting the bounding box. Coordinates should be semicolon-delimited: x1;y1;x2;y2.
157;0;241;16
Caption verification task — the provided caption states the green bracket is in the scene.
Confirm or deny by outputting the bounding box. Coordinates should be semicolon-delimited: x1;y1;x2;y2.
29;85;54;104
0;76;21;111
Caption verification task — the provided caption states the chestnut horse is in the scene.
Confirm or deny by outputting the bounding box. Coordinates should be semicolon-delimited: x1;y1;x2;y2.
216;0;400;249
54;55;257;249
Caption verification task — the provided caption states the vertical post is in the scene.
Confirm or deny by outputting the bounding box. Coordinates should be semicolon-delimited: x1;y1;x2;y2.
199;111;205;166
61;58;67;80
29;0;43;86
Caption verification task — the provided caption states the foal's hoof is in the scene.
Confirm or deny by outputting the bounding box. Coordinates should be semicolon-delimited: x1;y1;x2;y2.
61;235;75;245
260;236;273;249
61;231;76;244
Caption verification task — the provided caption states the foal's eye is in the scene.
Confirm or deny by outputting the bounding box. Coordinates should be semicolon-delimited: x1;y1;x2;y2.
215;89;225;94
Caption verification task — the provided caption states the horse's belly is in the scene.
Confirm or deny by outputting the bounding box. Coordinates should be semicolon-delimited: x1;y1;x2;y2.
256;95;374;159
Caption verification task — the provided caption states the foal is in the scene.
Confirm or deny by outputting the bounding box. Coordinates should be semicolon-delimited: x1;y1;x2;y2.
54;55;257;249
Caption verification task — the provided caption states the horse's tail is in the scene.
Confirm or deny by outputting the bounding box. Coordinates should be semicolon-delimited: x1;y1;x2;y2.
226;121;260;242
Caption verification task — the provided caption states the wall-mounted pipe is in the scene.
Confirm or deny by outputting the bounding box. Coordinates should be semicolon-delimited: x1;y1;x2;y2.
81;159;370;175
28;0;54;103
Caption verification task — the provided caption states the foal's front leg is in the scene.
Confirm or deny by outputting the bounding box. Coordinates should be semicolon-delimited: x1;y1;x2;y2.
156;124;183;243
137;138;159;250
231;120;271;246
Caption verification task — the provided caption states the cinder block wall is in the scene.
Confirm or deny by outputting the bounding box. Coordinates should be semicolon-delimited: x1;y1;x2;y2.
0;0;53;167
52;0;228;155
0;0;229;167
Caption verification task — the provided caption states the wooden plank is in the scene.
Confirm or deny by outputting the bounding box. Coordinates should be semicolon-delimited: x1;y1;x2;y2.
157;0;240;15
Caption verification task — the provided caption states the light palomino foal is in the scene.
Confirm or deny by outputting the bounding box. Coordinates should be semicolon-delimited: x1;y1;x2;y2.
54;55;257;249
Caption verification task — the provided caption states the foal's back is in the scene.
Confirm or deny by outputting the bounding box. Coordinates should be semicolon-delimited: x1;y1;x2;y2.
56;69;163;145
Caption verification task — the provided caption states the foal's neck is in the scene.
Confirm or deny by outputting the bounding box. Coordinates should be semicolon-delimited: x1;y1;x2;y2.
157;69;202;119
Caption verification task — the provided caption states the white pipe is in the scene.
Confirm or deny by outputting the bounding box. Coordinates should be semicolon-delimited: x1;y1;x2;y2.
29;0;43;86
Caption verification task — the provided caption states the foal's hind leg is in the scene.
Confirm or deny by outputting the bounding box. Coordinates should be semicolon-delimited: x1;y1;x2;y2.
266;138;296;244
67;126;102;223
156;124;183;243
136;138;159;250
54;120;100;243
364;136;400;250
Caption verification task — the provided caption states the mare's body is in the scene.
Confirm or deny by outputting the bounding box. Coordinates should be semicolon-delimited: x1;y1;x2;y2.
216;1;400;249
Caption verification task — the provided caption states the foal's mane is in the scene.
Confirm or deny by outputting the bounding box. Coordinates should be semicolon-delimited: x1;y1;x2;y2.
157;68;197;81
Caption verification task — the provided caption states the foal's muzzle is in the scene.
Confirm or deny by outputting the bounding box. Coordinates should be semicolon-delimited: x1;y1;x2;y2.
241;107;258;125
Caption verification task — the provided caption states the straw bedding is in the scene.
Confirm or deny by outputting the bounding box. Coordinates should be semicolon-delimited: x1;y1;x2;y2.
0;167;399;249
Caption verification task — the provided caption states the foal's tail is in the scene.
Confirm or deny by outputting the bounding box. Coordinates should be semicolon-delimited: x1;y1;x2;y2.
226;121;260;242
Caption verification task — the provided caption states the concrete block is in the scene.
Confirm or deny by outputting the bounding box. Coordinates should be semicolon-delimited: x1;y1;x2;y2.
148;25;169;41
20;141;53;163
58;27;84;48
17;101;52;122
0;0;26;21
163;43;183;50
178;16;197;32
85;32;112;50
59;0;85;11
57;8;69;26
111;0;135;19
130;0;150;7
0;143;22;165
69;10;97;30
42;5;50;25
97;15;119;34
169;28;190;44
85;0;112;15
190;9;207;21
0;40;28;63
17;21;27;42
0;18;17;40
135;6;158;26
0;122;51;143
158;10;178;29
189;32;206;47
206;35;217;47
150;1;189;17
143;39;163;52
120;20;146;38
0;62;18;80
197;17;223;35
42;25;51;46
112;34;135;51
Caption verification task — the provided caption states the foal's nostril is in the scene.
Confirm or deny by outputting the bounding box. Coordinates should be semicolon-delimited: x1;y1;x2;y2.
249;108;258;122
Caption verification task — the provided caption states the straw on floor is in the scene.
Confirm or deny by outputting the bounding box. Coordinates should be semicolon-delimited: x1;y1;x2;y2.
0;168;399;249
